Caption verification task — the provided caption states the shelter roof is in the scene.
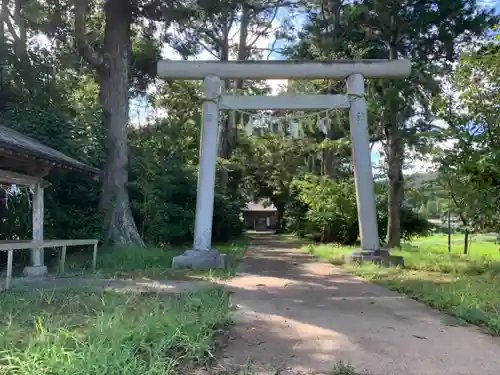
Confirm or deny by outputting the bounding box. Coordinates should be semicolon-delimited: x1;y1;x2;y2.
0;126;98;175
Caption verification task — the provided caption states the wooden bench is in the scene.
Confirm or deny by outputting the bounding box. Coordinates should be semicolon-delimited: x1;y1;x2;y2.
0;239;99;290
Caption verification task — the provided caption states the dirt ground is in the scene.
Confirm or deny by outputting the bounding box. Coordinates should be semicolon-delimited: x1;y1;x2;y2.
215;233;500;375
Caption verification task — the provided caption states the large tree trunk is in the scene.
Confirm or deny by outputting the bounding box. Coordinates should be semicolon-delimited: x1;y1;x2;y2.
218;5;249;159
214;20;232;188
385;131;404;248
273;200;286;233
385;41;404;249
217;6;250;188
97;0;143;246
463;229;469;255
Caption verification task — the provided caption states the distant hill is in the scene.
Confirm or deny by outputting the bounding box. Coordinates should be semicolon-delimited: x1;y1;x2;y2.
406;172;438;188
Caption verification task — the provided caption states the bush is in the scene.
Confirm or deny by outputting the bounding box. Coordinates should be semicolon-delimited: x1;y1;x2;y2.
129;130;245;246
376;205;432;241
284;174;431;244
285;175;359;244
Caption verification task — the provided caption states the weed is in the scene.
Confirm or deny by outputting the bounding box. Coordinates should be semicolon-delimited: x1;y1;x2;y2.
56;239;248;280
0;287;231;375
331;360;357;375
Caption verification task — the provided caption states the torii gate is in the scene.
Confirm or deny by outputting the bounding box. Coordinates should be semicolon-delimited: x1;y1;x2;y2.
158;60;410;268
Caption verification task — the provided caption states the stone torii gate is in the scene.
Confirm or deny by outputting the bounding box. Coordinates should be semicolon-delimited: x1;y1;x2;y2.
158;60;410;268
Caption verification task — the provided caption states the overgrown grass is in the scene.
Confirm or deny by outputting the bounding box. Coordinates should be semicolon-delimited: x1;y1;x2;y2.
56;238;249;280
0;287;232;375
302;233;500;334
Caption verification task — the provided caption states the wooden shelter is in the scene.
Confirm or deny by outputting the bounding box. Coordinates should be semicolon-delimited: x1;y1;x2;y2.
0;126;99;280
242;201;278;230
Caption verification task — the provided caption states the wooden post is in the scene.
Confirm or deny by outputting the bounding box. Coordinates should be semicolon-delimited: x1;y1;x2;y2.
92;243;98;271
5;249;13;290
23;182;48;277
60;246;67;274
32;183;44;265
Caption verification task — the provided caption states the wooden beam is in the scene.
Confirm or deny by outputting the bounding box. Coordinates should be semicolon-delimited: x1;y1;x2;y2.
0;239;99;290
0;238;99;251
0;148;97;176
158;59;411;80
0;169;50;187
220;94;350;110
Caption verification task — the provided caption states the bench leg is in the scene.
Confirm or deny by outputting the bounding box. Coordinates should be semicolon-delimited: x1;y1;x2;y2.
92;243;98;272
59;246;67;274
6;250;13;290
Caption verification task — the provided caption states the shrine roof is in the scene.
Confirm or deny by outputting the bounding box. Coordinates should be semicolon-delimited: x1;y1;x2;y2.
0;126;99;175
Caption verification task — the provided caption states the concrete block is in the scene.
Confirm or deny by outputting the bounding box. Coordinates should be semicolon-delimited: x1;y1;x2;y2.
22;265;48;278
344;249;404;268
172;249;228;270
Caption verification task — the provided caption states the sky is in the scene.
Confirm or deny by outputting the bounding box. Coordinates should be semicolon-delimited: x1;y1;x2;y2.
152;0;500;175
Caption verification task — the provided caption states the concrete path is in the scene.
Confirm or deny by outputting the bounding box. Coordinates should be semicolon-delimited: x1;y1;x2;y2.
216;233;500;375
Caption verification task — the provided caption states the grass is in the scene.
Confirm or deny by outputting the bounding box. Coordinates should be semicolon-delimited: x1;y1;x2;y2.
0;286;232;375
301;233;500;334
54;238;249;280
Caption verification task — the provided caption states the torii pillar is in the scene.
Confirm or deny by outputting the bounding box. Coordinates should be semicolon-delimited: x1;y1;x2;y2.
158;60;410;269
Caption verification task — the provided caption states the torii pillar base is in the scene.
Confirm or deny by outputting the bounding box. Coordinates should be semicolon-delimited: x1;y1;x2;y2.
344;249;404;268
172;249;228;270
23;265;49;278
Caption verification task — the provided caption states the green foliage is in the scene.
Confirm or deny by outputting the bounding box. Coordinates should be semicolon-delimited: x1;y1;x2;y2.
288;174;359;244
377;204;433;242
128;113;245;246
0;288;231;374
285;175;430;244
235;131;312;232
61;239;249;280
287;0;496;247
432;41;500;233
331;361;357;375
0;0;496;273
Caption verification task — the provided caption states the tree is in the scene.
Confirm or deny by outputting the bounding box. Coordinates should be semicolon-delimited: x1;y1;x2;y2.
163;0;298;188
0;1;105;245
73;0;145;245
287;0;496;248
432;40;500;250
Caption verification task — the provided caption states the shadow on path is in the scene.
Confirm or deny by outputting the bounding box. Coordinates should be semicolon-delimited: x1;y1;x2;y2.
215;232;500;375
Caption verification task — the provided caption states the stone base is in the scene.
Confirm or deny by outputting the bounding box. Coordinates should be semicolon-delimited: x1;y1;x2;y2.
23;265;49;278
344;249;404;268
172;249;228;270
